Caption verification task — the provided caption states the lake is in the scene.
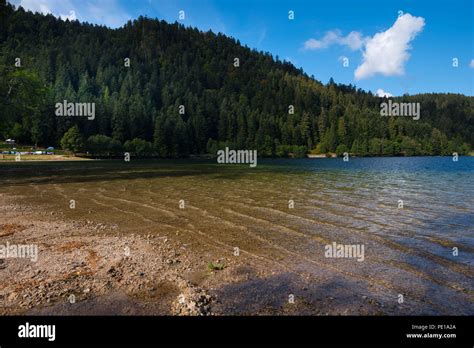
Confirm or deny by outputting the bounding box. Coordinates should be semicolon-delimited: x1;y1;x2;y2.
1;156;473;314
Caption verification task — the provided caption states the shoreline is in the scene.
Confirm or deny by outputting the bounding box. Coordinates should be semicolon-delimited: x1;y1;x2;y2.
0;154;93;162
2;193;329;316
1;154;473;163
0;193;241;315
1;188;471;316
0;193;387;316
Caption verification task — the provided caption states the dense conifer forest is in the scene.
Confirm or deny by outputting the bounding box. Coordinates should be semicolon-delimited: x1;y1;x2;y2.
1;1;472;157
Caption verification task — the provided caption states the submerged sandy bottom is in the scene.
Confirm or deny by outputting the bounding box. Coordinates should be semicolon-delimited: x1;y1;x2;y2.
0;159;472;315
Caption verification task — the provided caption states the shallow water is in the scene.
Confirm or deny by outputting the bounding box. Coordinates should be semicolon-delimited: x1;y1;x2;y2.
1;157;473;314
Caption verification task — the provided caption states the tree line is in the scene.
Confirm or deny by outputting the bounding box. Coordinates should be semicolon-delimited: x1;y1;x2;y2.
1;2;472;157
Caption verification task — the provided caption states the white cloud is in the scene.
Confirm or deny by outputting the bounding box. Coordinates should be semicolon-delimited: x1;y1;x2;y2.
60;10;76;21
469;59;474;68
355;14;425;80
341;31;366;50
16;0;52;15
17;0;76;19
13;0;131;28
304;30;366;51
375;88;393;97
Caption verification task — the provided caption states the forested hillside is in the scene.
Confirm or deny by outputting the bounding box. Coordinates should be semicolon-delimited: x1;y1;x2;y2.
1;1;472;157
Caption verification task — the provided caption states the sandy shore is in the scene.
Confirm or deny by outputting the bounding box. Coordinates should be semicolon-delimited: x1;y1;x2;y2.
2;193;331;316
0;194;254;315
2;190;460;316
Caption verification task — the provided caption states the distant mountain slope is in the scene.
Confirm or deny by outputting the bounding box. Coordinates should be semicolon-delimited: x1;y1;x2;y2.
1;1;472;156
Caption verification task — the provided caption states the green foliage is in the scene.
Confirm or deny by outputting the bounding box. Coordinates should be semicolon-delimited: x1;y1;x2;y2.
276;144;307;158
0;2;472;157
86;134;122;156
291;145;308;158
60;125;83;154
206;138;219;155
351;139;367;156
0;64;53;145
368;138;382;156
400;136;421;156
9;123;25;141
335;144;349;156
207;262;225;271
124;138;154;157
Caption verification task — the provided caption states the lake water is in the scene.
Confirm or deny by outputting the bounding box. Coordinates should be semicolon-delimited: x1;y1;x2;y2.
1;157;473;314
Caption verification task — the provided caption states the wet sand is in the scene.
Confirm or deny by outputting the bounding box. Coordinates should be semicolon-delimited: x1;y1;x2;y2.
0;193;391;315
0;159;472;315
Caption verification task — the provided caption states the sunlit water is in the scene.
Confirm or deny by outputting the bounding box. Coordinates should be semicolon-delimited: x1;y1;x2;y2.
1;157;473;314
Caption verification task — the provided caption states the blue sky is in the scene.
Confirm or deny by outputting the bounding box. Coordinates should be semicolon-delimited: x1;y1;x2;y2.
11;0;474;96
